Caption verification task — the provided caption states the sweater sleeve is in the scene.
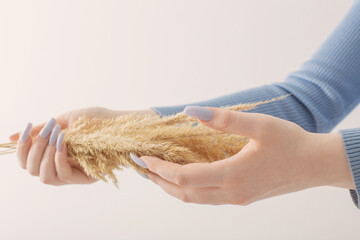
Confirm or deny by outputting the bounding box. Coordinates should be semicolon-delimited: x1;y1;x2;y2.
150;0;360;208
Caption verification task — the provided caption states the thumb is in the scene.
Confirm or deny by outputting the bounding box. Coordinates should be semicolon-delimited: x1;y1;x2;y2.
183;106;265;139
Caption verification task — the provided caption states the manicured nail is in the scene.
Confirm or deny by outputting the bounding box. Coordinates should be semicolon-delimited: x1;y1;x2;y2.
137;172;149;180
19;122;32;143
49;124;61;146
56;132;65;152
40;118;56;138
183;106;214;121
130;152;148;169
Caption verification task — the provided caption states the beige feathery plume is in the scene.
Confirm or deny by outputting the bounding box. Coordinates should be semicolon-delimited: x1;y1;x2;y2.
0;95;289;187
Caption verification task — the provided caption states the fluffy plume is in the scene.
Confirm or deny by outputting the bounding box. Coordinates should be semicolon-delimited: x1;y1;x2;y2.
0;95;289;187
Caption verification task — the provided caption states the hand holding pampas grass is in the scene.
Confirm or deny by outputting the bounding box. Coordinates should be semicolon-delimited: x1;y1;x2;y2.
0;96;287;187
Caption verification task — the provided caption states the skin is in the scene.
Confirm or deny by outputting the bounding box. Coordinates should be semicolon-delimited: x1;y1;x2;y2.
9;107;158;185
10;106;355;205
139;107;355;205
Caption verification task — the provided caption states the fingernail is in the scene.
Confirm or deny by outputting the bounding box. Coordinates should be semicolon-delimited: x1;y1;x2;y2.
184;106;214;121
137;172;149;180
56;132;65;152
40;118;56;138
49;124;61;146
19;122;32;143
130;152;148;169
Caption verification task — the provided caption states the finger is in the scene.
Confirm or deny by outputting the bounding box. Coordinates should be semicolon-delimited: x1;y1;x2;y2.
26;118;57;176
9;114;69;142
16;122;33;169
137;155;230;187
55;132;97;184
148;172;224;204
183;106;271;139
39;124;66;185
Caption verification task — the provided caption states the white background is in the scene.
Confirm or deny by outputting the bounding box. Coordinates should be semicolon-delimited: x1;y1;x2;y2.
0;0;359;239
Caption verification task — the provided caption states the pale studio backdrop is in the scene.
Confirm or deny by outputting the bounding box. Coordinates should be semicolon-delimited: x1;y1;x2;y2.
0;0;359;239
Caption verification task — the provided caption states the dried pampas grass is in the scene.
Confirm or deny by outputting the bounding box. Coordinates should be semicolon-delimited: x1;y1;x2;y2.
0;96;288;187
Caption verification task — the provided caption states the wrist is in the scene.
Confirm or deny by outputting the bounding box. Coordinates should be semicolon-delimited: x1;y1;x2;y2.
310;132;355;189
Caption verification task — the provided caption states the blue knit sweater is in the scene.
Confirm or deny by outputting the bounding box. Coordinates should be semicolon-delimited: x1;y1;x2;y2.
150;1;360;208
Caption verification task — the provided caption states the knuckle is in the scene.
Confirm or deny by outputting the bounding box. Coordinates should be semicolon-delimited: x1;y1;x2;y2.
233;196;253;206
57;173;69;182
40;176;52;185
18;161;27;170
32;136;48;149
179;191;191;203
27;168;39;176
33;142;45;152
174;168;187;186
217;110;233;130
254;116;272;138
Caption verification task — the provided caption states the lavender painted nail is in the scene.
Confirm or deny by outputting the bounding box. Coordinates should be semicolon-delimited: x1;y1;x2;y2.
49;124;61;146
40;118;56;139
183;106;214;121
130;152;148;169
19;122;32;143
56;132;65;152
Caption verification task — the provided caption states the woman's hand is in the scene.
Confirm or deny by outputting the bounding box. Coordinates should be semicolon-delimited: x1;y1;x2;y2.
9;107;159;186
132;106;355;205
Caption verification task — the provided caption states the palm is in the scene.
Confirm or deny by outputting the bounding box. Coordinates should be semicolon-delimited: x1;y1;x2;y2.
10;107;120;184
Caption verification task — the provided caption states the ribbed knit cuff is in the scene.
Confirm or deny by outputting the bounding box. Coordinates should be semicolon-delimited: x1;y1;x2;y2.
339;128;360;209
